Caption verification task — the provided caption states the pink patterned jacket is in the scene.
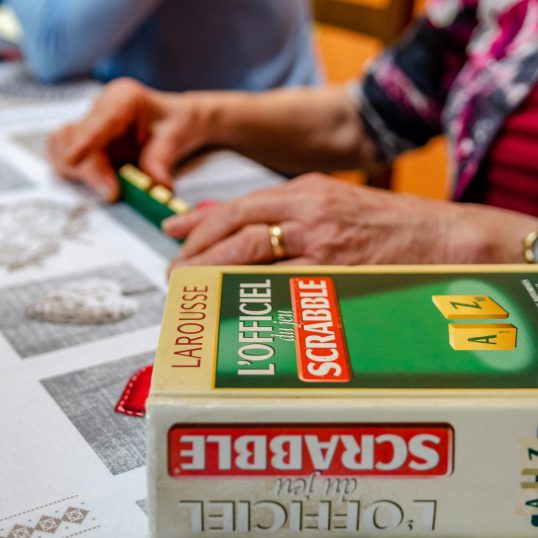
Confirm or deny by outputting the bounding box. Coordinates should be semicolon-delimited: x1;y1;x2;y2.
354;0;538;199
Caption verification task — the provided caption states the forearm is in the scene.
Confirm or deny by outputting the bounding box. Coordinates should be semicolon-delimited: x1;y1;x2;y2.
190;86;376;173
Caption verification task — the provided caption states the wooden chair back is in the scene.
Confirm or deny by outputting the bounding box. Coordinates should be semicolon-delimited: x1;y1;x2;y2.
312;0;415;45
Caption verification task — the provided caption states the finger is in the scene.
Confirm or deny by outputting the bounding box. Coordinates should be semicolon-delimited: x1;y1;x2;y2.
64;79;148;166
161;181;299;239
178;221;302;267
76;151;120;202
138;124;185;187
179;191;297;259
170;224;278;269
49;125;78;176
161;207;213;238
49;129;119;201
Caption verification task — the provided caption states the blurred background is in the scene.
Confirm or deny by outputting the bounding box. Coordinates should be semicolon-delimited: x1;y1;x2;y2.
0;0;448;199
314;0;448;199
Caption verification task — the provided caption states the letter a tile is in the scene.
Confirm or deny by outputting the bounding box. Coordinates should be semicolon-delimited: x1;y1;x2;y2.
448;324;517;350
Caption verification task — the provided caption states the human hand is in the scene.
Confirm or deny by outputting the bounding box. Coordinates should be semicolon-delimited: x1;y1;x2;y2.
49;78;211;201
162;173;538;269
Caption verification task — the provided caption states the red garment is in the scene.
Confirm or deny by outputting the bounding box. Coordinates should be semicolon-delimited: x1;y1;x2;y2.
474;85;538;217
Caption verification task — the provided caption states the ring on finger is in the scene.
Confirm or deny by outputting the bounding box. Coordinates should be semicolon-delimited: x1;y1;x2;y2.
268;224;286;260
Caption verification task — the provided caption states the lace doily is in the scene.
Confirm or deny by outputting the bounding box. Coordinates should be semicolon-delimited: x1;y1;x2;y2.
26;278;138;324
0;199;87;270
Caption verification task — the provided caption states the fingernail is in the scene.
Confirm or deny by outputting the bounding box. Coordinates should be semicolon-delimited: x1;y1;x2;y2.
161;217;172;230
196;199;220;210
162;216;183;233
96;184;112;201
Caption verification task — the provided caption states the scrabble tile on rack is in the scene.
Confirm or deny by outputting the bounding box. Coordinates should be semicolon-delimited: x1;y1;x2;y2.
168;197;190;215
120;164;152;190
150;185;173;204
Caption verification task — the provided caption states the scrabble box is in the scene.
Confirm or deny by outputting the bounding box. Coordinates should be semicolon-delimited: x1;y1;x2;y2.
147;265;538;537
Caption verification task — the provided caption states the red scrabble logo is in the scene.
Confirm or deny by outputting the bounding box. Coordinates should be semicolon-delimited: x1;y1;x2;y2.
168;424;453;478
290;277;351;382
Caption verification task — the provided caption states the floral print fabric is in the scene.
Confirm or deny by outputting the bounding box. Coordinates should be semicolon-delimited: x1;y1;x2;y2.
354;0;538;199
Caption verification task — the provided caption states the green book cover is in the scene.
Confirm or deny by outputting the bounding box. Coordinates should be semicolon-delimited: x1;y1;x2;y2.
213;270;538;390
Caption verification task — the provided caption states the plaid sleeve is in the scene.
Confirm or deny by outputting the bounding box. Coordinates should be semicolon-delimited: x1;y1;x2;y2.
353;1;479;162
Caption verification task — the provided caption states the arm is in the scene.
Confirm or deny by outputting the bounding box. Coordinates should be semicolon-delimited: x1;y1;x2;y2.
192;6;479;171
49;6;478;196
196;86;377;174
6;0;163;81
186;4;479;175
49;79;378;200
162;174;538;268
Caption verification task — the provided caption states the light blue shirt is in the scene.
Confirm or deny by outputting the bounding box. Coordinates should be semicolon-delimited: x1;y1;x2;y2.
7;0;320;91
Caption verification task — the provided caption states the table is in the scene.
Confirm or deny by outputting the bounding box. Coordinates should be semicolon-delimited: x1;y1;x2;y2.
0;63;284;538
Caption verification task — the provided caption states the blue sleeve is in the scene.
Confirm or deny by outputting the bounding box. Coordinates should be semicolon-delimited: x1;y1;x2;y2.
6;0;163;82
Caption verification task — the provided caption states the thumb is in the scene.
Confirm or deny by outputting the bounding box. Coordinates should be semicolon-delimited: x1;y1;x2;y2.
138;122;193;188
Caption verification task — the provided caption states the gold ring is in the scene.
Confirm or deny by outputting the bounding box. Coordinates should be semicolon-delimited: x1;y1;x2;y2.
269;224;286;260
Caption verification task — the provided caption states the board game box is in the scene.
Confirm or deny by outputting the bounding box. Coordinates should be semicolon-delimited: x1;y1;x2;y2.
147;265;538;537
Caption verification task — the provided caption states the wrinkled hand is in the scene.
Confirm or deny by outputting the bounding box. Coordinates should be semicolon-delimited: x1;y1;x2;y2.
163;173;497;269
164;173;536;269
49;78;209;201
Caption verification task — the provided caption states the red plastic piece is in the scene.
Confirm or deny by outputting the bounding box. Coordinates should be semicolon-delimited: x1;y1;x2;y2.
115;364;153;417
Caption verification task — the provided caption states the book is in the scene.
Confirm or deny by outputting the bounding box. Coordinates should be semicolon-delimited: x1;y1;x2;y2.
147;265;538;537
